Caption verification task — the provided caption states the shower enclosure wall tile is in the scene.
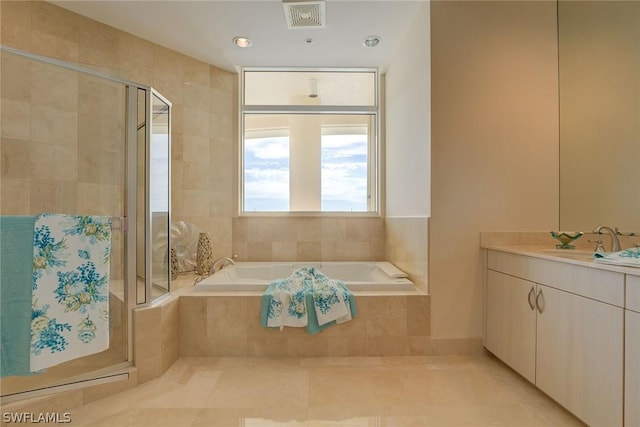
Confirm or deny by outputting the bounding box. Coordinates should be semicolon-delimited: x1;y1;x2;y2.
76;183;122;215
29;180;78;214
30;106;77;145
117;33;154;69
0;1;32;51
31;1;83;44
30;143;78;181
77;25;120;69
1;138;31;178
1;55;31;102
1;99;31;140
31;62;78;111
78;148;123;185
32;30;79;63
0;178;30;214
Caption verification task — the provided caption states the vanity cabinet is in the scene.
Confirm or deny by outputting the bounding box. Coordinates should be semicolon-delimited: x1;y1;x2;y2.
626;275;640;427
485;270;536;383
485;250;625;427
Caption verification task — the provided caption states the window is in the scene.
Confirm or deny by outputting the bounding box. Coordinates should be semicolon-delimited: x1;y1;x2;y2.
240;69;379;214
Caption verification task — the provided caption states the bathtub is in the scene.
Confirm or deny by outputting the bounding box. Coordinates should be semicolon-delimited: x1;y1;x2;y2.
193;261;415;291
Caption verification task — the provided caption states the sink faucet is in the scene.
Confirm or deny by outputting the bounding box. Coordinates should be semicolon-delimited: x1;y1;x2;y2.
592;226;621;252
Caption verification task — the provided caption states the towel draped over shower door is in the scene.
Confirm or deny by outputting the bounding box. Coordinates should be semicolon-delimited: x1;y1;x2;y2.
30;214;113;372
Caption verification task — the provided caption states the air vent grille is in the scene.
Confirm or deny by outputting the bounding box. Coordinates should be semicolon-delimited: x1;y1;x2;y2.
283;1;326;29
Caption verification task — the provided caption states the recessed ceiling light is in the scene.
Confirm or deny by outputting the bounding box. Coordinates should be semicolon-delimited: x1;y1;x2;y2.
362;35;380;48
233;36;252;48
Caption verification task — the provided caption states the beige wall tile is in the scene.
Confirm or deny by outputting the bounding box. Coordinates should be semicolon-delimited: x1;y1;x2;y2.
0;178;30;214
206;297;248;339
1;138;31;178
359;296;407;338
0;1;32;51
1;99;30;140
179;297;208;356
1;54;31;102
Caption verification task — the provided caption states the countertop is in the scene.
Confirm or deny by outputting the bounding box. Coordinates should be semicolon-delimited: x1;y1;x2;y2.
482;244;640;277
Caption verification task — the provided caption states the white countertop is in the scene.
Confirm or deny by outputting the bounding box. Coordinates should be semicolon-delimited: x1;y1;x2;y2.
482;244;640;277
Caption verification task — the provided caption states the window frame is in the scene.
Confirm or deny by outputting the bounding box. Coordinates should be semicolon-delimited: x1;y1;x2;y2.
238;67;381;217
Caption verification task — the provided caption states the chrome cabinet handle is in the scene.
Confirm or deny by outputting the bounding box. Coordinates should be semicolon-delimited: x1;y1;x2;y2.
527;287;536;311
535;289;544;314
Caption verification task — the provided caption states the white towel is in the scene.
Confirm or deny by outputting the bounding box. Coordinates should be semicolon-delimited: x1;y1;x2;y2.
311;272;351;326
266;275;308;329
594;247;640;268
376;262;408;278
30;214;112;372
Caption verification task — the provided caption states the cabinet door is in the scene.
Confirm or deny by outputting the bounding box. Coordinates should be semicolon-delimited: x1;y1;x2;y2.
485;270;536;383
536;284;624;427
626;310;640;427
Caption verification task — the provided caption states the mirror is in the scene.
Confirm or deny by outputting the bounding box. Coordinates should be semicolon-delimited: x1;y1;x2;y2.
558;0;640;232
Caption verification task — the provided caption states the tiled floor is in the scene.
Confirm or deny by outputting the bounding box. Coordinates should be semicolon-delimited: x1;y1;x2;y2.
67;354;584;426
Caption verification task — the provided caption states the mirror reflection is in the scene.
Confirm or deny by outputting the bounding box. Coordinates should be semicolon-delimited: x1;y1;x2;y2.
558;0;640;232
150;92;171;299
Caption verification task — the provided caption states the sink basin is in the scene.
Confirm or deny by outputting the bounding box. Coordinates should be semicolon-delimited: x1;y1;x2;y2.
535;248;596;261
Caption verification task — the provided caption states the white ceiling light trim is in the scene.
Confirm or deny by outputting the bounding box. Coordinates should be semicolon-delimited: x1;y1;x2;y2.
283;0;326;29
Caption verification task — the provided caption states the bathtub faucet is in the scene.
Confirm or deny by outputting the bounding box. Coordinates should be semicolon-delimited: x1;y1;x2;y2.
209;255;238;274
193;255;238;285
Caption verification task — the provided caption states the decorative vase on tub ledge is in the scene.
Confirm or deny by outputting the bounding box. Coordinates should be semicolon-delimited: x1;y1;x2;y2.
196;232;213;275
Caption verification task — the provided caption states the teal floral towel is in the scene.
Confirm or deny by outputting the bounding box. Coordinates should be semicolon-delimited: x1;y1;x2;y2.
594;247;640;268
260;267;357;335
1;216;37;378
30;214;112;371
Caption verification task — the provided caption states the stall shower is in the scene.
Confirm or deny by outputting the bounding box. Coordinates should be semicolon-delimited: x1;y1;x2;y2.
0;45;171;401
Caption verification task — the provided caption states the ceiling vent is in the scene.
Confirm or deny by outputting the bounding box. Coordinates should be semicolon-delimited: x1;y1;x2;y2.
283;0;326;29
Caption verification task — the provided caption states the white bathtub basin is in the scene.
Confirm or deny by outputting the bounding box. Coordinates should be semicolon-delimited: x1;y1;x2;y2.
193;261;415;291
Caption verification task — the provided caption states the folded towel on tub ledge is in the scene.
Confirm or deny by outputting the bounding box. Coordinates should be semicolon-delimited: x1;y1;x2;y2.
260;266;357;335
30;214;112;372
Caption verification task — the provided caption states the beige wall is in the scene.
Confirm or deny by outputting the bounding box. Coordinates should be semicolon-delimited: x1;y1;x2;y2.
2;0;564;347
430;1;559;340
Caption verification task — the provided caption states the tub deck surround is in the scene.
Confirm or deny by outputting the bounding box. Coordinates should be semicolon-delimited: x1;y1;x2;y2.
194;261;416;292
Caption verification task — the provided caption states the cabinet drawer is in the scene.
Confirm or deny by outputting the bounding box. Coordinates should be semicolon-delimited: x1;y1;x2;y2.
628;274;640;313
488;250;624;307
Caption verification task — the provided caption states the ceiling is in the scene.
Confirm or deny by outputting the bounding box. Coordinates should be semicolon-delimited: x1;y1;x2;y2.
50;0;424;72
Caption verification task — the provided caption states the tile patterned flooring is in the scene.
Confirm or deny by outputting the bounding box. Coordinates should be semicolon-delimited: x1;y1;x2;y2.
66;354;584;426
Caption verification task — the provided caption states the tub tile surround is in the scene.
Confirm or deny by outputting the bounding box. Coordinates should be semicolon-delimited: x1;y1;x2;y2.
385;217;429;292
232;217;385;262
178;293;431;358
